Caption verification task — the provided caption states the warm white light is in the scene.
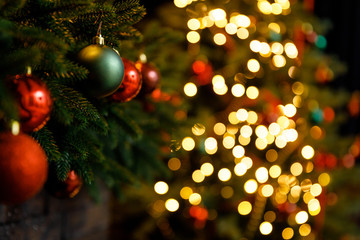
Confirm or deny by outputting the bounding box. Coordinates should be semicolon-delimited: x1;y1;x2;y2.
231;83;245;97
255;167;269;183
165;198;179;212
154;181;169;195
184;82;197;97
218;168;232;182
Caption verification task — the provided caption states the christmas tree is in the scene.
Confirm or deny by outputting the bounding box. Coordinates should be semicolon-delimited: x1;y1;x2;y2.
0;0;360;239
110;0;360;239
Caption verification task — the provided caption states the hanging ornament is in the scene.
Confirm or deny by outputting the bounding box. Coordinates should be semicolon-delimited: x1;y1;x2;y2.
135;55;160;95
8;70;53;133
192;59;213;86
45;170;83;199
109;58;142;102
0;132;48;205
77;23;124;98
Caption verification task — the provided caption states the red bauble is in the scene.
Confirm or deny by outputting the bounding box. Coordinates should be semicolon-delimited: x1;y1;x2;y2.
109;58;142;102
9;74;53;132
45;170;83;199
135;62;160;95
192;60;213;85
0;132;48;205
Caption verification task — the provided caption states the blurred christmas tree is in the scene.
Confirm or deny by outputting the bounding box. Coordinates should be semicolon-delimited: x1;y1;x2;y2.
111;0;360;239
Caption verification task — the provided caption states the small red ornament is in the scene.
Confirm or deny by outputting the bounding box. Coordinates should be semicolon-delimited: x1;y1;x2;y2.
45;170;83;199
135;62;160;95
109;58;142;102
192;60;213;86
8;74;53;132
0;132;48;205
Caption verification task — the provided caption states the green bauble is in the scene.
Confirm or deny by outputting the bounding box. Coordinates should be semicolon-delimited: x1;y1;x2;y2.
77;45;125;98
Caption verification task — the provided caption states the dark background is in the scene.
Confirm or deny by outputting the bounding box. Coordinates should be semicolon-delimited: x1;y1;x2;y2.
315;0;360;90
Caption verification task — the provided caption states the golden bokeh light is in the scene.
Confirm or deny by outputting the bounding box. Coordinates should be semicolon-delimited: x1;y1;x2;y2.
237;108;249;122
189;193;202;205
165;198;179;212
225;23;237;35
266;149;278;162
303;191;315;204
284;42;298;59
310;183;322;197
246;86;259;99
214;19;228;28
154;181;169;195
290;162;303;176
237;27;249;39
174;0;188;8
264;211;276;222
247;111;259;124
250;40;261;52
258;1;272;15
282;227;294;240
240;125;253;138
256;167;269;183
168;157;181;171
255;137;267;150
318;172;331;186
301;145;315;159
239;135;251;146
260;42;271;57
241;157;253;169
275;135;287;148
269;123;281;136
261;184;274;197
292;81;304;95
308;198;320;212
223;135;236;149
271;3;282;14
231;83;245;97
214;122;226;135
192;123;205;136
214;33;227;45
236;14;251;27
247;59;260;73
228;112;240;125
202;16;214;28
205;137;217;150
269;165;281;178
295;211;309;224
184;82;198;97
269;23;281;33
271;42;284;54
180;186;193;199
277;115;290;128
192;169;205;183
238;201;252;215
234;162;247;176
272;54;286;68
244;179;258;194
218;168;232;182
187;31;200;43
212;75;225;87
209;8;226;21
187;18;201;30
283;104;297;117
299;224;311;236
232;145;245;158
201;162;214;176
255;125;268;139
259;221;273;235
182;137;195;151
